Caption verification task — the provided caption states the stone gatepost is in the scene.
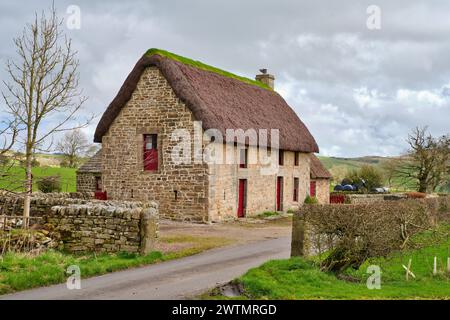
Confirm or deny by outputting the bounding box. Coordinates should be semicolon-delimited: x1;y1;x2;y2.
291;211;307;257
139;205;159;255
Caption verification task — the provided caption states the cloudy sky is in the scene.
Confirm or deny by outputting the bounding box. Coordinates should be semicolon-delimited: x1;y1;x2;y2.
1;0;449;157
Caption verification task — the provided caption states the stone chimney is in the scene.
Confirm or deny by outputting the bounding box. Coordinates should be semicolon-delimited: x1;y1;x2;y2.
255;69;275;89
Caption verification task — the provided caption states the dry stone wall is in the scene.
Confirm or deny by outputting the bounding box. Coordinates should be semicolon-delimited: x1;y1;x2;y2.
0;191;93;216
47;201;158;253
0;192;159;254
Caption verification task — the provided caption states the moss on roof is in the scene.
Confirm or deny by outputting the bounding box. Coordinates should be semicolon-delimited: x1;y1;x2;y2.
144;48;271;90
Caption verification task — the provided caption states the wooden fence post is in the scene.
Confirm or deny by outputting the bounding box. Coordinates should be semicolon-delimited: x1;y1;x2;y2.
291;211;307;257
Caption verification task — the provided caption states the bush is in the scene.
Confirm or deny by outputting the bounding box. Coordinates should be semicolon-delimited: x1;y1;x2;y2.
295;196;450;273
304;195;318;204
358;165;383;190
341;178;353;186
31;158;40;167
36;176;61;193
341;165;384;192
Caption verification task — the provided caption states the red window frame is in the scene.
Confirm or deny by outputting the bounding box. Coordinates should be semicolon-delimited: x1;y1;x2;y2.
143;134;158;171
293;177;299;202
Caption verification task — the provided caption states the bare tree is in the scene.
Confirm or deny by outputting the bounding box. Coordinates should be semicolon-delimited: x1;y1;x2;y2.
56;129;90;168
395;127;450;193
1;5;91;226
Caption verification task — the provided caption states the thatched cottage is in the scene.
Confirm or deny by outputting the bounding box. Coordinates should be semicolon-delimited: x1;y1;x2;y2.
77;49;331;222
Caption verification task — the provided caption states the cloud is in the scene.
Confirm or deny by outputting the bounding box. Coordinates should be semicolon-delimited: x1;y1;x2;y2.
0;0;449;157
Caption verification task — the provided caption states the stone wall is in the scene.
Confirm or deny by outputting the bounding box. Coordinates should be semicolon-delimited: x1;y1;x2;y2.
0;191;159;254
347;194;392;204
208;145;311;221
101;67;209;223
76;172;100;193
0;191;93;216
46;201;158;253
312;179;330;204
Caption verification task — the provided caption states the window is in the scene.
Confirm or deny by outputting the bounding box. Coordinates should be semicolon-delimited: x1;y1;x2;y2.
278;150;284;166
294;152;299;166
143;134;158;171
239;148;248;168
95;176;102;191
293;177;299;202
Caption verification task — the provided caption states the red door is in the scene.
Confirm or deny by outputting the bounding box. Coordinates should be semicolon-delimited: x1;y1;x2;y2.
144;134;158;171
237;179;247;218
310;181;317;197
276;177;283;211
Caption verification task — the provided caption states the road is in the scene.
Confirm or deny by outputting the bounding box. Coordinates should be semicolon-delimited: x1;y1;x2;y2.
1;236;291;300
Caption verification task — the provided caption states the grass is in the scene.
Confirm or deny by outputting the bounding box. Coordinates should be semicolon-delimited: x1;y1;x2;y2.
0;166;77;192
0;235;231;295
256;211;280;219
145;48;272;90
209;224;450;300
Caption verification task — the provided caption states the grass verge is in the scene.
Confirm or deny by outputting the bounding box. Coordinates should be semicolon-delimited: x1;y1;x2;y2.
207;224;450;299
0;235;231;295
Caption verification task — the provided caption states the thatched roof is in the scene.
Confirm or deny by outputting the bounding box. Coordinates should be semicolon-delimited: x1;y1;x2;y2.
310;154;332;179
77;150;101;173
94;49;319;153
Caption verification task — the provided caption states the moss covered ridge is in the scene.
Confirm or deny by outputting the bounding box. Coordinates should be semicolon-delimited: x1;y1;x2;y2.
145;48;271;90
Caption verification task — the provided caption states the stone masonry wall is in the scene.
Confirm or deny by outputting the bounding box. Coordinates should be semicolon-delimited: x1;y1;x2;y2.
46;201;158;253
101;67;209;223
0;191;93;216
76;172;100;193
208;144;311;221
312;179;330;204
0;192;159;254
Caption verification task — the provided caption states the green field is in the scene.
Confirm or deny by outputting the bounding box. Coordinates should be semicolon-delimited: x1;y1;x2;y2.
0;166;77;193
214;224;450;299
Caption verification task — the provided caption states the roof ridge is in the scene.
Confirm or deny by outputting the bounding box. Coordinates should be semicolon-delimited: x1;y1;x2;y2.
145;48;272;91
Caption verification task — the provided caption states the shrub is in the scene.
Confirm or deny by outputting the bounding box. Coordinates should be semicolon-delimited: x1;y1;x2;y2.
36;176;61;193
341;178;353;186
358;165;384;190
0;155;10;166
294;196;450;274
304;195;318;204
31;158;40;167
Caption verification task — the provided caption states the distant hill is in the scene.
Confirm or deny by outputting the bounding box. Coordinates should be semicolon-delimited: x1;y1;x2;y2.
317;155;449;193
317;155;388;171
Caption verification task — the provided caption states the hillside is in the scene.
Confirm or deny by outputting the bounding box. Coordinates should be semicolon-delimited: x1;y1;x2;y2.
316;155;388;171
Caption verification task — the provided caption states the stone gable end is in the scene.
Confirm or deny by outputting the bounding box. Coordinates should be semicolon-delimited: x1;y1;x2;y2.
101;67;209;222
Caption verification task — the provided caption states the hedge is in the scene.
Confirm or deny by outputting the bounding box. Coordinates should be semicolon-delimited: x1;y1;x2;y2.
292;196;450;273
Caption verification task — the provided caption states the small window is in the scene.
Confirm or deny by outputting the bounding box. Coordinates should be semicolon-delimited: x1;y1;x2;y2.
239;148;248;168
95;176;102;191
143;134;158;171
278;150;284;166
294;152;299;166
293;177;299;202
